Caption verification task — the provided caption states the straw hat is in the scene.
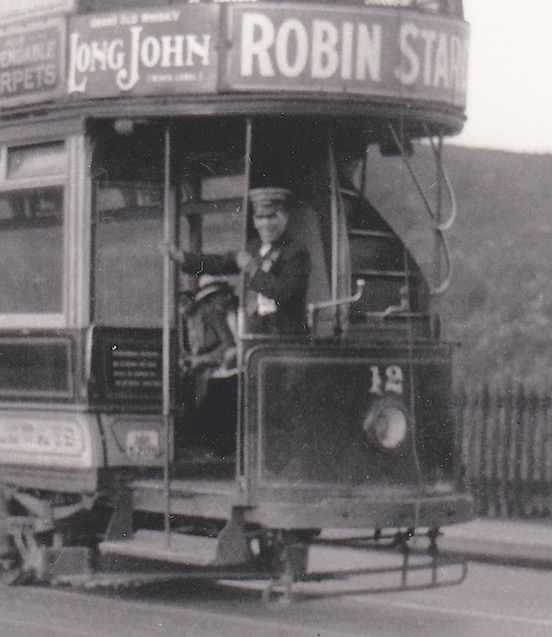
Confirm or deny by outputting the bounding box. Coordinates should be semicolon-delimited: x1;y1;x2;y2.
194;275;233;303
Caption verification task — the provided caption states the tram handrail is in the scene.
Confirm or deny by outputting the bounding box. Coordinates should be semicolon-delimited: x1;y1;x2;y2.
424;124;458;232
307;279;365;331
363;284;410;319
388;124;455;296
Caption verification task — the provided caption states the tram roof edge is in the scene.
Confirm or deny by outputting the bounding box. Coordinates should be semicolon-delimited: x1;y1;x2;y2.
0;94;467;139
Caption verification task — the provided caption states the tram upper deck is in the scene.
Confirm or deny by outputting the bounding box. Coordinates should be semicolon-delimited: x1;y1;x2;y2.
0;1;468;133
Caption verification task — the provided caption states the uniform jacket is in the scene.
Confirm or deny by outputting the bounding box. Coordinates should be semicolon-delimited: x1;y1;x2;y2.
180;233;310;335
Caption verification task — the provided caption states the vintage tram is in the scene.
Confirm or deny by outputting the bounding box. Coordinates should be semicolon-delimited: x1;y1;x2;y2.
0;0;471;595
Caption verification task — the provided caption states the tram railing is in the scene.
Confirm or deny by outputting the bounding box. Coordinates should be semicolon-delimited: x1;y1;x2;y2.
337;0;463;18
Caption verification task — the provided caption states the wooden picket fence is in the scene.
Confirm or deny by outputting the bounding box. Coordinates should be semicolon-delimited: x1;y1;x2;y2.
455;385;552;519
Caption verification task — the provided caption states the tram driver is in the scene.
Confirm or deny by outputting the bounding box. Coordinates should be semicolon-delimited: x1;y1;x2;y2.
172;187;310;456
172;187;311;336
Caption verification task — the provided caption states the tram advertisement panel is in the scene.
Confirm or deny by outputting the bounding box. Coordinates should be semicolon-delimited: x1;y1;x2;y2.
0;17;65;105
226;4;469;108
68;5;219;97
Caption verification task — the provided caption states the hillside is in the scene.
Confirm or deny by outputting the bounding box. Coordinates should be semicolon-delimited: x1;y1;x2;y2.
437;146;552;389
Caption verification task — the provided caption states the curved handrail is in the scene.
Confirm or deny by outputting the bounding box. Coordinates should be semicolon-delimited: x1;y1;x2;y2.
308;279;365;331
424;124;458;232
431;230;453;295
387;124;455;295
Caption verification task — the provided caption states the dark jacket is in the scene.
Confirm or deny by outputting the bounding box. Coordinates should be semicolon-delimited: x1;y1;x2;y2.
180;234;310;335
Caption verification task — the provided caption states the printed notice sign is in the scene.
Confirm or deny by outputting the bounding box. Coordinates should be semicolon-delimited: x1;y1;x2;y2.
109;345;162;392
68;5;219;97
0;17;65;105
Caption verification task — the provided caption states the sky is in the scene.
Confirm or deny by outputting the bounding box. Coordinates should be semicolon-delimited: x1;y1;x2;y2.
453;0;552;154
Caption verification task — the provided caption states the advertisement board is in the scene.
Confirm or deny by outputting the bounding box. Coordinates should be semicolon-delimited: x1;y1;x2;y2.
225;4;469;107
0;3;468;111
0;17;65;105
68;5;219;97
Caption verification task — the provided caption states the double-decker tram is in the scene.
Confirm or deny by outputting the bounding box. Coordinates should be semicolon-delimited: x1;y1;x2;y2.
0;0;471;596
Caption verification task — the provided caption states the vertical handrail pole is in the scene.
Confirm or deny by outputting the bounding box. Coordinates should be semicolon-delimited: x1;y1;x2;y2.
162;125;173;547
328;135;341;333
328;141;339;304
237;117;252;480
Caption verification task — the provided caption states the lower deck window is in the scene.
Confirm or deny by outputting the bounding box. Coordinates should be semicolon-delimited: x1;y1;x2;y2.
93;183;164;327
0;187;64;314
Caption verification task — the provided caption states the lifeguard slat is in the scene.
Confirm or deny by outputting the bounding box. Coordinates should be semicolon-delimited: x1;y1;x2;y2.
100;530;218;566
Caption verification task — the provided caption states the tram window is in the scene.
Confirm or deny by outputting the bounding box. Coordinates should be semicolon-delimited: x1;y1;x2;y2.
201;174;246;202
96;182;163;218
7;142;66;180
0;187;63;314
178;153;246;266
0;188;62;223
94;182;164;327
181;198;243;254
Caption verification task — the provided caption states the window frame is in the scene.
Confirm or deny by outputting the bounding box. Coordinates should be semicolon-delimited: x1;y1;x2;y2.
0;140;69;329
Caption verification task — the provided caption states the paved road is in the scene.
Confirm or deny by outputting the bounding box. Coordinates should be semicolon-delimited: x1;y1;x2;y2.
1;558;552;636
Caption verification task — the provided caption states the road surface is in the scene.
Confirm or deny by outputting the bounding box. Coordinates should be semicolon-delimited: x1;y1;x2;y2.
1;556;551;637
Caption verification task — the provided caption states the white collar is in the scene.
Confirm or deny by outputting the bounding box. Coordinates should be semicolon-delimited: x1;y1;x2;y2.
259;243;272;257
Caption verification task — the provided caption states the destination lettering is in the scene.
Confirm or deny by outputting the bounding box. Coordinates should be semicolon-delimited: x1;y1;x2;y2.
0;419;85;456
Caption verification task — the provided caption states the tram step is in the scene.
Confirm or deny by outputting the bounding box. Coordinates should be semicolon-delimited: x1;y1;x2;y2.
100;529;218;567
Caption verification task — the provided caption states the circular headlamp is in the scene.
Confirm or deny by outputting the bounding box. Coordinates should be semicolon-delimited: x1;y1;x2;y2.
363;397;409;453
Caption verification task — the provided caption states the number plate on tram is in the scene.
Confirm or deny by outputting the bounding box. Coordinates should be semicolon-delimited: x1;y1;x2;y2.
125;430;160;460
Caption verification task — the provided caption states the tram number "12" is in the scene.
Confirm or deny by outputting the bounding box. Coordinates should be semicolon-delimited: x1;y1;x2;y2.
369;365;404;395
